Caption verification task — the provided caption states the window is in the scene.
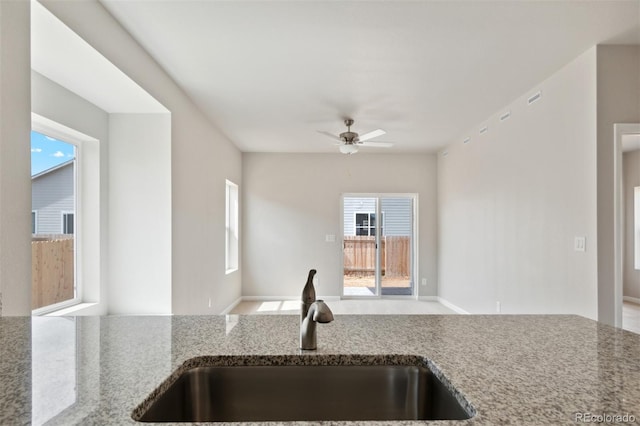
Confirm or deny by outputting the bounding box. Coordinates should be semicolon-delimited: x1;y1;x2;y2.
31;127;78;313
355;212;383;236
635;187;640;270
31;113;101;316
226;180;239;274
62;212;74;234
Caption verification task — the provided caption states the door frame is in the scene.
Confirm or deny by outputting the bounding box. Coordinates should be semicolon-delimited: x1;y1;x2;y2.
614;123;640;328
340;193;419;299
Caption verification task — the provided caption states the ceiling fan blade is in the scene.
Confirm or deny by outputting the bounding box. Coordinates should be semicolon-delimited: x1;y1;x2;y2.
358;129;386;142
358;141;394;148
317;130;342;141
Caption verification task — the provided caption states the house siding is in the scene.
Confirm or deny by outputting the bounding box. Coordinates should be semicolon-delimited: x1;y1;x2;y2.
343;197;412;236
32;162;75;234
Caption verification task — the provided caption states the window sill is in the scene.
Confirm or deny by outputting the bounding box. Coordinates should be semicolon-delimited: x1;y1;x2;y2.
43;302;99;316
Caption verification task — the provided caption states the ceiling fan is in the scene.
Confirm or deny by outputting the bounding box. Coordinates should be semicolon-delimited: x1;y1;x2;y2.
318;119;394;154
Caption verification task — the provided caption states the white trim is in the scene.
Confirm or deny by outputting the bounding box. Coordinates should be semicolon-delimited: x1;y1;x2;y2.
220;297;243;315
44;302;99;316
32;297;81;316
436;297;471;314
624;296;640;305
614;123;640;328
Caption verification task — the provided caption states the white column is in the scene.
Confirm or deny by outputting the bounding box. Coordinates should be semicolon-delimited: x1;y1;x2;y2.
0;0;32;315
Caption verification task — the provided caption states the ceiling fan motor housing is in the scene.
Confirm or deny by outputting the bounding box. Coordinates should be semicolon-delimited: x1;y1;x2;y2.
339;131;359;143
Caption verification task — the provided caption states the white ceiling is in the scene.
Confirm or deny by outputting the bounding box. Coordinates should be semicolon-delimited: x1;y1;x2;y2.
31;1;167;114
98;0;639;153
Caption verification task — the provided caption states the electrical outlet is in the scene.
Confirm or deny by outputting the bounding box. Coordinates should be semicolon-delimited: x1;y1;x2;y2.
574;237;586;252
421;278;427;286
496;301;501;313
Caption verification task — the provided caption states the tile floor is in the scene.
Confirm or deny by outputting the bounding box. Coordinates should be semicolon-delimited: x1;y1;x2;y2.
229;299;640;335
229;299;457;315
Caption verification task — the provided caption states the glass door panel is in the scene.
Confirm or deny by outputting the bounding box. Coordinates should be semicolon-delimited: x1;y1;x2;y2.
343;197;378;296
380;197;414;296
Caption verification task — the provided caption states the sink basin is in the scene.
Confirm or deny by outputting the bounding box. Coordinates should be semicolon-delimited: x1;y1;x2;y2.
133;355;474;422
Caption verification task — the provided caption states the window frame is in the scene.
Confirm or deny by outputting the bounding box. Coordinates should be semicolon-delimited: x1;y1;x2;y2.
225;179;239;274
31;114;99;316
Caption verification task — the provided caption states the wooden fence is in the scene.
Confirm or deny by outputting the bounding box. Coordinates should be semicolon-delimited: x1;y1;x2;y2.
343;236;410;277
32;238;74;310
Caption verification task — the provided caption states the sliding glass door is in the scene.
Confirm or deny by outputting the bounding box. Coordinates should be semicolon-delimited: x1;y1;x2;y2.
380;197;413;296
342;195;415;297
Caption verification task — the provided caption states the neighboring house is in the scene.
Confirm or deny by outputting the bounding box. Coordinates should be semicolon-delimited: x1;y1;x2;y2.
343;197;412;237
31;159;75;235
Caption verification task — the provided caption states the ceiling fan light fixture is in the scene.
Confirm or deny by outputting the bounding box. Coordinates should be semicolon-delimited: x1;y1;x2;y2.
339;144;358;154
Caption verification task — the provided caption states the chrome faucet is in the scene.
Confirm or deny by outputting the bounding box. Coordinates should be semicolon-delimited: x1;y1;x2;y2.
300;269;334;350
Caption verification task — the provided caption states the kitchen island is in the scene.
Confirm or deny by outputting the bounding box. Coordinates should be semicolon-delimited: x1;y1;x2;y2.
1;314;639;425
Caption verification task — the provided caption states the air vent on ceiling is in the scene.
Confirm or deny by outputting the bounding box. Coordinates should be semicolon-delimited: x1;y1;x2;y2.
500;111;511;121
479;126;488;135
463;137;471;144
527;91;542;105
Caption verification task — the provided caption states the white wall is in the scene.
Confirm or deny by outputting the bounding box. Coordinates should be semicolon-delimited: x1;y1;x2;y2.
596;45;640;325
0;1;32;315
623;149;640;300
242;153;437;298
40;0;243;314
108;114;171;314
438;48;598;319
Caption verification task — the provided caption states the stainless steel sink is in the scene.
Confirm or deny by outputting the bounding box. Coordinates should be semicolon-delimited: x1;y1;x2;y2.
133;355;474;422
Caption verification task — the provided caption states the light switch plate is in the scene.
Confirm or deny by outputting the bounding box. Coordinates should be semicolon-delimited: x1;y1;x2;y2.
325;234;336;243
574;237;586;252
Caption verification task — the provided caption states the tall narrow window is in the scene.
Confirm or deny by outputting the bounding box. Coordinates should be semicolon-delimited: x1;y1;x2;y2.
635;187;640;270
226;180;239;274
31;130;77;311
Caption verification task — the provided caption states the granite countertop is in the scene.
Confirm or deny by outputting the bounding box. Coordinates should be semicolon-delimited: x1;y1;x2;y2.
1;314;639;425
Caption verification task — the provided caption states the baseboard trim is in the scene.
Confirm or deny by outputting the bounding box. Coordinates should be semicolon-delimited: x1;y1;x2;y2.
436;297;470;315
220;297;242;315
418;296;438;302
624;296;640;305
241;296;298;301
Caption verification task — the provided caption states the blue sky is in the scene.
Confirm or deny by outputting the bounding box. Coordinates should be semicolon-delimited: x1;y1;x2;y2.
31;130;75;176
